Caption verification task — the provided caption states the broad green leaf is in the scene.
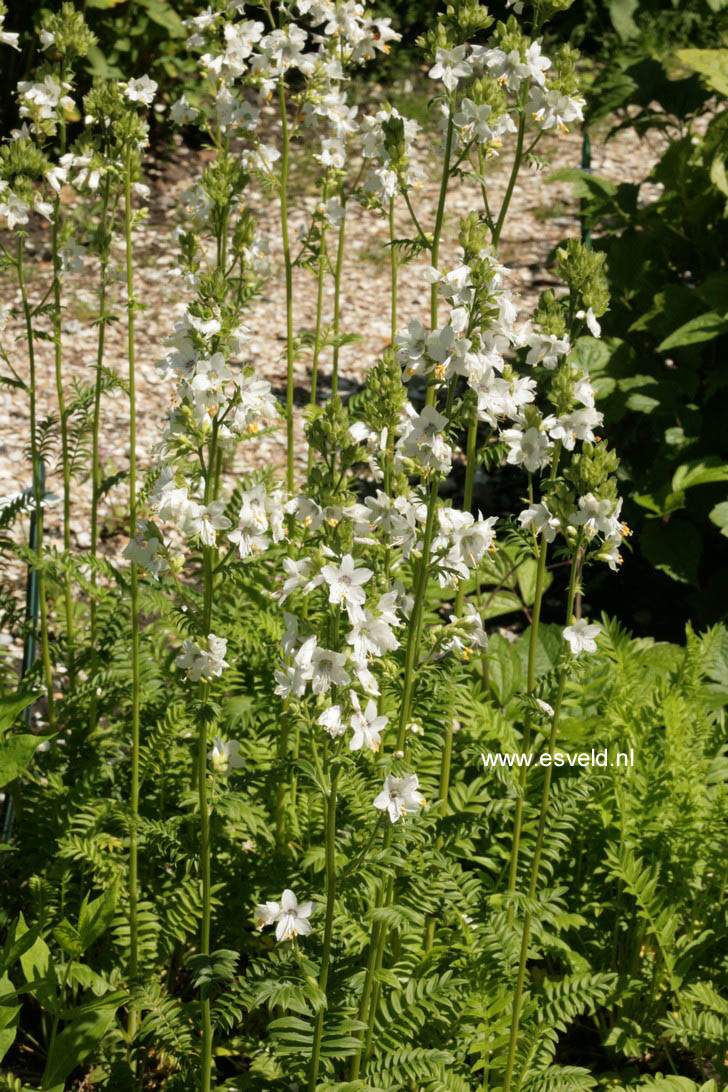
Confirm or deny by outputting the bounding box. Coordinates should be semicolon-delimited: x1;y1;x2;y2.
17;913;56;1009
487;634;522;706
515;623;563;680
480;589;522;621
0;691;39;737
608;0;639;39
658;311;728;351
548;167;617;200
672;457;728;492
53;920;83;960
710;155;728;196
78;881;120;953
0;733;54;789
675;48;728;96
0;916;41;978
516;558;553;607
41;999;120;1089
709;500;728;536
0;972;19;1063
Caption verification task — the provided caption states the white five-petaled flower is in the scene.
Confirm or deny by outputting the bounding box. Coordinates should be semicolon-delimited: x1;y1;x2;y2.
124;75;158;106
563;619;601;656
208;736;244;776
349;692;387;752
429;46;472;92
175;633;229;682
255;889;313;942
321;554;373;622
373;773;425;823
518;502;560;543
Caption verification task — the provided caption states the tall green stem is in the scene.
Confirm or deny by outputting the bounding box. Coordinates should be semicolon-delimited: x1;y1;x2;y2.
427;104;455;407
308;762;339;1091
198;422;219;1092
307;178;329;473
50;116;75;680
18;236;55;730
350;475;441;1079
90;175;114;725
123;148;141;1054
501;534;583;1092
331;180;346;397
389;197;397;342
279;76;295;494
505;445;562;924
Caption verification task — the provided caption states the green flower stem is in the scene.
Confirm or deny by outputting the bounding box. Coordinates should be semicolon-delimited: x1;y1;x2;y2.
454;408;479;618
350;473;442;1079
18;236;55;731
396;475;440;751
501;532;584;1092
279;76;295;495
307;176;329;474
123;147;141;1053
505;443;562;925
427;103;455;406
51;114;75;681
389;196;397;342
492;96;527;248
331;180;346;397
198;421;219;1092
308;759;340;1092
90;175;115;729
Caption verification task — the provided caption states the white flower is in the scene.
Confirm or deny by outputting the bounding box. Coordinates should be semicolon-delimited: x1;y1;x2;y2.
199;500;232;547
528;87;584;132
526;332;570;369
373;773;425;823
349;693;387;752
563;619;601;655
346;610;399;660
310;646;350;695
175;633;229;682
318;705;345;738
429;46;472;92
0;12;20;50
518;502;560;543
170;95;198;125
125;75;157;106
548;407;603;451
321;554;373;622
208;736;244;776
535;698;554;717
397;404;452;474
255;889;313;942
576;307;602;337
502;426;551;473
274;635;316;699
569;493;615;538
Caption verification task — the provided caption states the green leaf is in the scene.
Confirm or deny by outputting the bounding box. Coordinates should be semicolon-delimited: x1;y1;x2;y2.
480;589;522;621
53;920;83;960
78;881;120;953
41;998;120;1089
641;519;702;585
515;623;563;679
548;167;617;201
0;733;54;789
17;913;57;1009
709;501;728;536
608;0;640;39
675;48;728;96
672;457;728;492
487;634;523;706
516;558;553;607
0;691;39;737
658;311;728;351
0;973;19;1064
